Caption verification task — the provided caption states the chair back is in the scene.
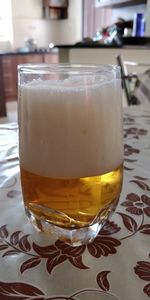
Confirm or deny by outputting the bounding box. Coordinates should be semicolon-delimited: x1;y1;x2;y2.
134;69;150;104
0;60;7;117
116;54;138;105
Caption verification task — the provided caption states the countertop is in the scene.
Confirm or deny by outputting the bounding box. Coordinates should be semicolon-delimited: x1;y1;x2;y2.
0;48;58;56
1;37;150;56
56;37;150;49
0;45;149;56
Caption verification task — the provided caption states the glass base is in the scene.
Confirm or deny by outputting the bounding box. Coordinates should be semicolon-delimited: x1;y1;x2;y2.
25;199;118;246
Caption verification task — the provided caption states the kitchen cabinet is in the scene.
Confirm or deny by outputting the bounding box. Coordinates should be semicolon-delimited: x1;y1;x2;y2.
95;0;147;8
44;53;59;63
0;52;58;102
43;0;68;19
1;55;18;101
17;54;44;65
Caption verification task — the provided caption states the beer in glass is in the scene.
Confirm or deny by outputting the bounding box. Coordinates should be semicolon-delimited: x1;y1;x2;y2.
18;64;123;246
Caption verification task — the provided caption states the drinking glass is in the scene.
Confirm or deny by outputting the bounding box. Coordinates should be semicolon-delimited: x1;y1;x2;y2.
18;64;123;246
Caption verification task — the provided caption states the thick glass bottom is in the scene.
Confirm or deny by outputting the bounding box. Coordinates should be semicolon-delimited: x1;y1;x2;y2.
25;198;119;246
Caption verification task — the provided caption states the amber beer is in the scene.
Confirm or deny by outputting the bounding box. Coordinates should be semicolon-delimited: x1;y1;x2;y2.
21;164;123;227
18;64;123;245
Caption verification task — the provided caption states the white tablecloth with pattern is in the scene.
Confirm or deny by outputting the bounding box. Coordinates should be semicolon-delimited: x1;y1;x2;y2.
0;105;150;300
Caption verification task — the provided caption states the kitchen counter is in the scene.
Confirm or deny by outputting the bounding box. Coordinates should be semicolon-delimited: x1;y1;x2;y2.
55;44;150;50
0;51;58;115
56;44;122;48
0;37;150;57
0;48;58;56
1;36;150;56
55;36;150;49
56;44;150;70
0;44;150;117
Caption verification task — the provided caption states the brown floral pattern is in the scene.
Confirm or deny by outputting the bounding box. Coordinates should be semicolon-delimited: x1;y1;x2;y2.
0;274;120;300
134;258;150;297
124;144;140;156
123;115;135;125
124;127;148;139
0;106;150;299
0;221;121;275
121;193;150;216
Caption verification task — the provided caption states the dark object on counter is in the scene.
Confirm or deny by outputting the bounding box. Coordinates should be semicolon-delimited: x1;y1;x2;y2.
116;18;133;35
25;38;37;51
92;18;133;46
123;36;150;46
92;24;123;46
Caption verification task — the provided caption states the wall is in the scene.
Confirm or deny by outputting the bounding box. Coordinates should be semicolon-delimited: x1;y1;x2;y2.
59;0;82;44
83;2;148;39
11;0;60;49
145;0;150;35
112;4;147;36
11;0;83;49
0;0;13;51
112;4;146;22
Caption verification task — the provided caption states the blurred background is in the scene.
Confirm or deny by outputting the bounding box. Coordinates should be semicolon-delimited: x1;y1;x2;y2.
0;0;150;51
0;0;150;121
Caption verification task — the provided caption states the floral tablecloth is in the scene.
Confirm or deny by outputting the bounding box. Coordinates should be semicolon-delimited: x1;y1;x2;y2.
0;105;150;300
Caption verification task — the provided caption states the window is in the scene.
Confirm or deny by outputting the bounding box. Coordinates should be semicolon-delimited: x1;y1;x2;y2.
0;0;13;43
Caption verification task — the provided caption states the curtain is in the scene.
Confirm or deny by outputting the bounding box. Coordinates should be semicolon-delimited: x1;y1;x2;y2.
83;0;112;39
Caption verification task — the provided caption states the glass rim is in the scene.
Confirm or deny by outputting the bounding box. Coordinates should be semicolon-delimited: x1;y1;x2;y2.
18;63;120;75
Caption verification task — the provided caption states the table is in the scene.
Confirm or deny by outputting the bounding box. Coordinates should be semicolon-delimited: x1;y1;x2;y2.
0;105;150;300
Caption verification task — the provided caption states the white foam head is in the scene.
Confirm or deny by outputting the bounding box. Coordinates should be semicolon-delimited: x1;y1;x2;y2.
18;66;123;179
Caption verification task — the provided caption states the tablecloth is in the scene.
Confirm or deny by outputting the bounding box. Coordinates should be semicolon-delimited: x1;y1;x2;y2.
0;105;150;300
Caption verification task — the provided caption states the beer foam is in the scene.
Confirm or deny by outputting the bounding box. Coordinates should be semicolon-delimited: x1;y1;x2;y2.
22;73;114;91
19;77;123;179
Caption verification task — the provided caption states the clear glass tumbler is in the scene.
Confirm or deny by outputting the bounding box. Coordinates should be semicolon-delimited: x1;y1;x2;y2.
18;64;124;246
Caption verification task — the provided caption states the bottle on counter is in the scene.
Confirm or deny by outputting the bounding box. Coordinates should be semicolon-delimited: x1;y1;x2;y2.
132;13;145;37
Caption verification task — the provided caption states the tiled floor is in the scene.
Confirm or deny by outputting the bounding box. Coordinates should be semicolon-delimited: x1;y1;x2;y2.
0;101;18;124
